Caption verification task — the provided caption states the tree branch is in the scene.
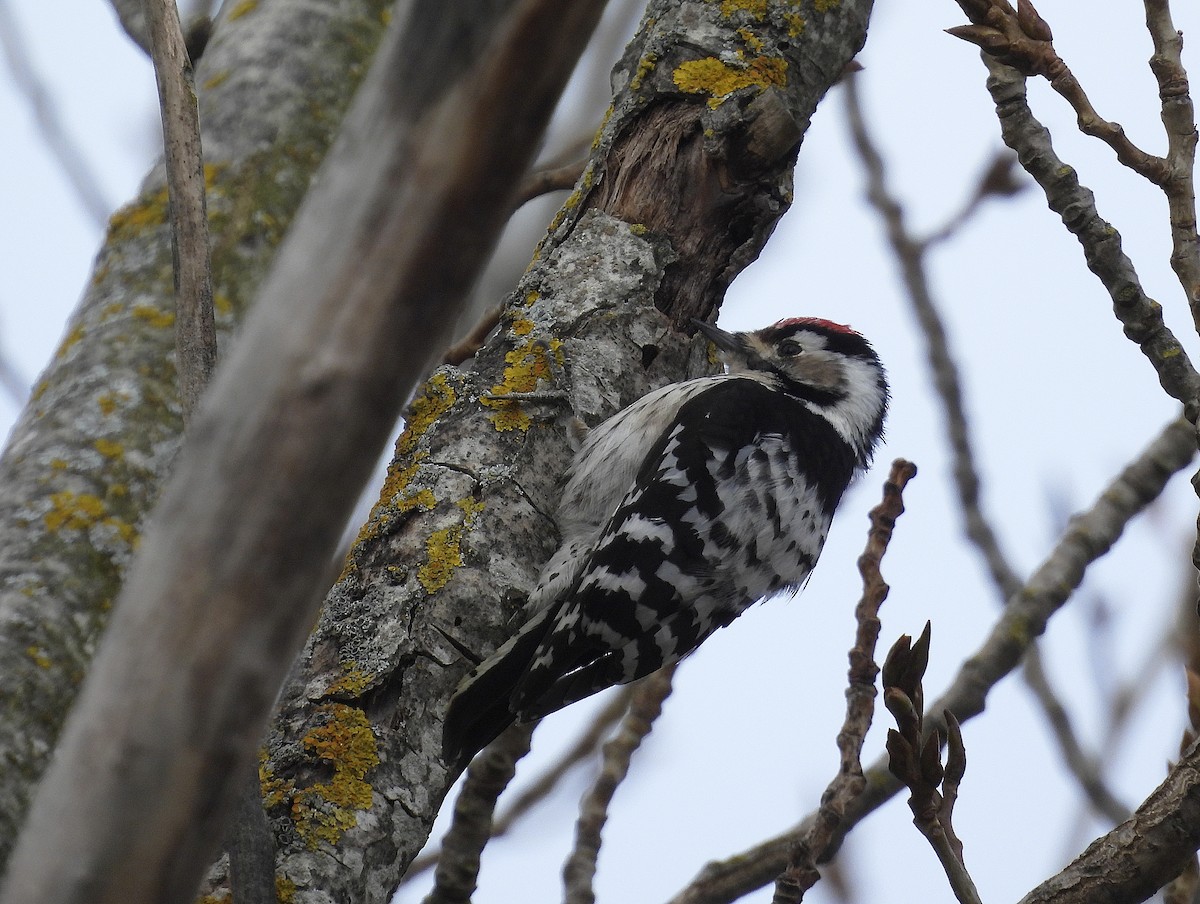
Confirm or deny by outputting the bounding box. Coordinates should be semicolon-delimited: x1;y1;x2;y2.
773;460;917;903
563;666;677;904
1018;738;1200;904
0;1;608;901
144;0;216;421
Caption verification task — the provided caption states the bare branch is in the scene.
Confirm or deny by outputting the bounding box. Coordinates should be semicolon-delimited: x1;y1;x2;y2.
144;0;216;421
1018;738;1200;904
402;688;633;885
1143;0;1200;339
773;459;917;904
949;0;1169;182
0;1;609;901
563;666;677;904
515;159;589;209
983;55;1200;417
846;69;1128;821
667;417;1196;904
423;723;536;904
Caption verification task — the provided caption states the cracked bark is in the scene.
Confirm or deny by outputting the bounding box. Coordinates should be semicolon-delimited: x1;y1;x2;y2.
0;0;390;866
191;1;876;902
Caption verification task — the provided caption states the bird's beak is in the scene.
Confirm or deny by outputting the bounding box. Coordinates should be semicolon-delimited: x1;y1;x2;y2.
692;319;740;354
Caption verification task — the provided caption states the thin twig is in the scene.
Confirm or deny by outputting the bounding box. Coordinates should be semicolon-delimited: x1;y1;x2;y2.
145;0;216;421
423;723;536;904
563;666;677;904
514;159;588;209
949;0;1168;183
444;305;504;366
666;416;1196;904
983;57;1200;419
401;687;633;884
845;70;1129;822
1143;0;1200;321
882;629;984;904
772;460;917;904
0;2;112;227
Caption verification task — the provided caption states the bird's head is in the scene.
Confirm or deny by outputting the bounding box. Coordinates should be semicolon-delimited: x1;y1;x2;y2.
695;317;889;464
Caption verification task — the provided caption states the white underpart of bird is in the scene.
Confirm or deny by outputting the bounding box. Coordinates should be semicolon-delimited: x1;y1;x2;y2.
442;317;889;766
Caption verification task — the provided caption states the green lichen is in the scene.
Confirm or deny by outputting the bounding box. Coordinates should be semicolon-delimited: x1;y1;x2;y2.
673;55;788;109
418;497;485;593
481;339;565;432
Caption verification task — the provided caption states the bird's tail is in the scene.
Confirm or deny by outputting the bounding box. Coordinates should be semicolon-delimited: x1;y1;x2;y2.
441;606;557;769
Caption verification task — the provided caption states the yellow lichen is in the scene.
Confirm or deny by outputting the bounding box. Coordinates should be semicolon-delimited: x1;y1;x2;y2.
276;877;297;904
26;646;51;669
94;438;124;461
44;492;106;533
783;12;806;36
673;56;788;109
812;0;838;10
511;317;535;336
523;289;540;307
481;339;564;432
325;667;373;697
228;0;258;20
55;323;86;360
49;458;68;472
721;0;767;17
737;26;765;51
202;70;230;91
591;104;615;151
397;373;457;457
417;496;485;593
294;703;379;847
131;303;175;330
107;187;169;240
96;392;119;416
43;491;137;546
629;53;658;91
630;223;649;236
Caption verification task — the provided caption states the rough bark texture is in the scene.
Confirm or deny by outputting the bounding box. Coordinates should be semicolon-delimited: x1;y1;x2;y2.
193;1;875;901
0;1;606;902
0;0;390;867
1018;739;1200;904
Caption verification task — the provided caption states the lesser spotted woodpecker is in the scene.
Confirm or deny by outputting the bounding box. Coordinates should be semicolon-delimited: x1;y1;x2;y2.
442;317;889;765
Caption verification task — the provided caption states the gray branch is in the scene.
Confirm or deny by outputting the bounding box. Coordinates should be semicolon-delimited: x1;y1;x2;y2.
0;0;393;867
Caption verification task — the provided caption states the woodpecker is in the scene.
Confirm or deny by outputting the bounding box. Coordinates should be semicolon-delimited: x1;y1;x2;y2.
442;317;889;766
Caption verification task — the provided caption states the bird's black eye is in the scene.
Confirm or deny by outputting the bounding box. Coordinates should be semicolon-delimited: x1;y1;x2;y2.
778;339;804;357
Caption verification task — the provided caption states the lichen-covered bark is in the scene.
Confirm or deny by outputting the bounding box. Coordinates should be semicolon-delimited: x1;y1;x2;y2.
0;0;388;863
208;1;875;901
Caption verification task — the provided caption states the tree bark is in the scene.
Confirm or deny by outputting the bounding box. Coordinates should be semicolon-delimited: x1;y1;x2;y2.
194;1;875;901
0;1;607;902
0;0;390;866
